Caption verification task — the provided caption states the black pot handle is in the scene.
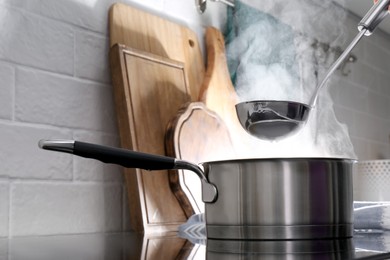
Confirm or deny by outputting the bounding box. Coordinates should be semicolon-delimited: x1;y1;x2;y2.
76;141;176;170
38;139;218;203
39;140;175;170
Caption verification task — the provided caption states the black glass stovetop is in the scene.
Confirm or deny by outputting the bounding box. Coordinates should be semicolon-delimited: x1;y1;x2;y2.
4;231;390;259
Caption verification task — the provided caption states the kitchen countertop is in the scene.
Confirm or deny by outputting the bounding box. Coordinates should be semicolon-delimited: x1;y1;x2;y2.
2;231;390;259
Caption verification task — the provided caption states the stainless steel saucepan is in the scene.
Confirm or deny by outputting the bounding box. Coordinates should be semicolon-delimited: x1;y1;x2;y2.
39;139;355;240
236;0;390;140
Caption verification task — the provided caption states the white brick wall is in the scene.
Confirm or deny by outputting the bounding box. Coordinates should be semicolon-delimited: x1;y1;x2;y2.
0;7;74;75
0;238;6;260
15;68;117;133
11;182;122;236
75;32;111;84
0;124;72;179
0;183;9;237
0;64;14;120
0;0;225;241
330;14;390;160
0;0;389;244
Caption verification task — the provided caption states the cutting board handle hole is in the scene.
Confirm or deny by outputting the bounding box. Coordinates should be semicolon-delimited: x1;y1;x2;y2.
188;39;195;47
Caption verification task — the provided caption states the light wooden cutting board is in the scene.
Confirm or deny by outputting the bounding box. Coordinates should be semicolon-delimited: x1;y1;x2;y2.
165;28;238;214
199;27;247;148
109;3;205;234
110;3;204;101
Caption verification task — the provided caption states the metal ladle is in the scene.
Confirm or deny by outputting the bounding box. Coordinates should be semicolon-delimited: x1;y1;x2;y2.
236;0;390;140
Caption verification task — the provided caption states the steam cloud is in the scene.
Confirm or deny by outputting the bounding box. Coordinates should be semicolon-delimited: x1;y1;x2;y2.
224;0;356;159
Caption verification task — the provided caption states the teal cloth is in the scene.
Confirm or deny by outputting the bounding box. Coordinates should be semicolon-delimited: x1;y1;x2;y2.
224;0;299;90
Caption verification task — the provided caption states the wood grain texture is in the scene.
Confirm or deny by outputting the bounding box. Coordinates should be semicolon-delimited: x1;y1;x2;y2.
110;45;193;233
165;102;235;213
128;233;195;260
142;235;191;260
165;27;237;213
109;3;204;100
199;27;250;151
109;3;205;233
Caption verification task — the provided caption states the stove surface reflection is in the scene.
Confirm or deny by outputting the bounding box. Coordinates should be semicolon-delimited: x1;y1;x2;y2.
2;231;390;259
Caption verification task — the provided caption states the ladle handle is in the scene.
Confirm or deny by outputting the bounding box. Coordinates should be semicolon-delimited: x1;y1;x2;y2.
309;0;390;107
358;0;390;36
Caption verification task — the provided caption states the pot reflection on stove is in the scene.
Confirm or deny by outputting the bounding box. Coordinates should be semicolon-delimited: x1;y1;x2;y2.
206;239;355;259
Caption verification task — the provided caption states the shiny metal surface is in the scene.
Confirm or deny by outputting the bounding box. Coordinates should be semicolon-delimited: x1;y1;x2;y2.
174;159;218;203
6;231;390;260
202;158;355;240
38;139;75;154
195;0;207;13
235;29;366;141
235;101;310;140
235;1;390;140
358;0;390;35
39;140;355;240
196;0;234;13
206;238;355;259
210;0;234;7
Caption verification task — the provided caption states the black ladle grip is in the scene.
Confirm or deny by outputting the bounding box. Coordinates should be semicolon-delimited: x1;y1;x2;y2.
73;141;175;170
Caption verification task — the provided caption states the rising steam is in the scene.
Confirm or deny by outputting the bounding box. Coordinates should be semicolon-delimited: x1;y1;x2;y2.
224;0;356;159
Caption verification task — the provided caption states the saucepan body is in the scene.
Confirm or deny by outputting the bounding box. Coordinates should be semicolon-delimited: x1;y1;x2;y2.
39;140;355;240
202;158;355;240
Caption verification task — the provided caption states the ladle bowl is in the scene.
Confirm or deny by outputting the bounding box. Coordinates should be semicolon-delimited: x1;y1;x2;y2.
235;100;310;140
235;0;389;140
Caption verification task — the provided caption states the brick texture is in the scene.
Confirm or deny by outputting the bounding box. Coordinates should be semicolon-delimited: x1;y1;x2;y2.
0;183;9;237
0;123;72;180
0;63;14;120
0;0;389;240
11;182;122;236
0;7;74;75
15;68;117;133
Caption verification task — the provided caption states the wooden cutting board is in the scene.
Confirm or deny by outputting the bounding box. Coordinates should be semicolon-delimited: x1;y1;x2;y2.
165;27;238;213
199;27;248;147
109;3;205;234
165;102;235;214
109;3;204;101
